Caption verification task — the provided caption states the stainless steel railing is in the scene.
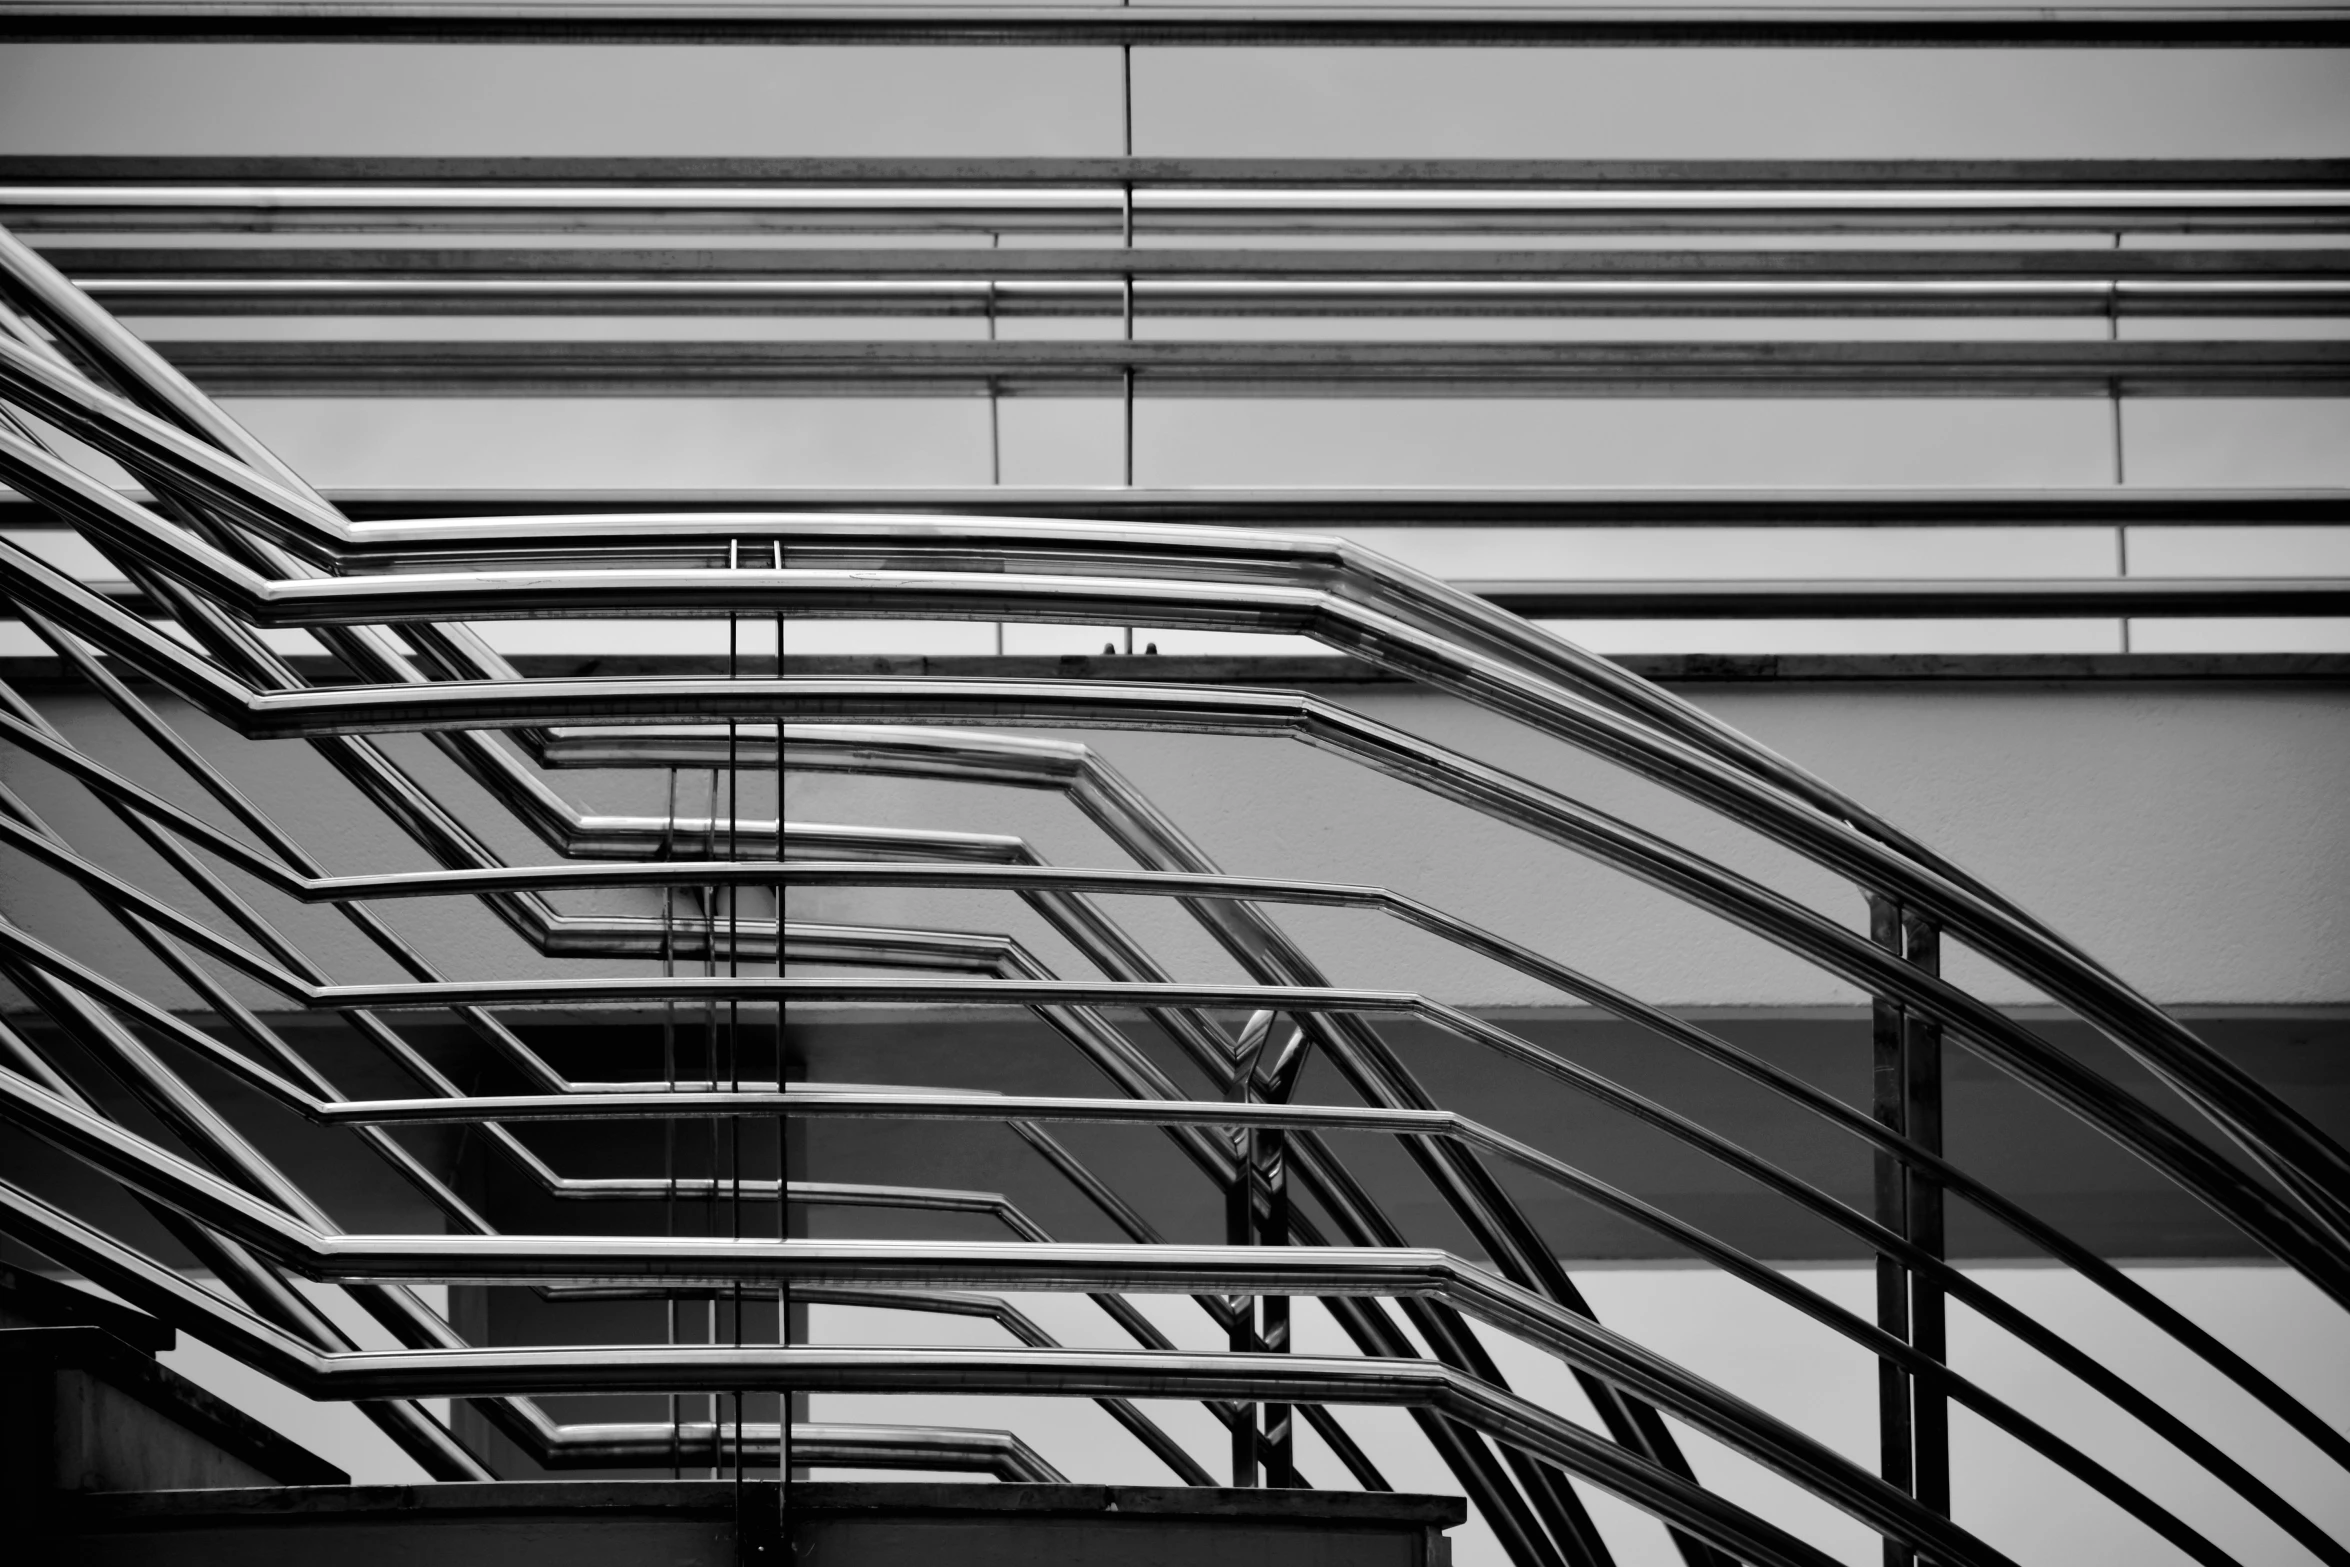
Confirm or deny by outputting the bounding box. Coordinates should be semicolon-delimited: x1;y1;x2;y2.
0;215;2344;1567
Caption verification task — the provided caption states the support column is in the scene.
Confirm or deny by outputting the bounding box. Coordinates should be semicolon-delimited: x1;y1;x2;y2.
1869;895;1950;1565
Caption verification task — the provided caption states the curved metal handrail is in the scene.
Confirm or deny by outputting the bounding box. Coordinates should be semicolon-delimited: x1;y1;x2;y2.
17;701;2319;1488
4;217;2345;1565
4;533;2331;1550
0;1067;2023;1567
1;879;2339;1561
7;383;2342;1262
5;529;2336;1294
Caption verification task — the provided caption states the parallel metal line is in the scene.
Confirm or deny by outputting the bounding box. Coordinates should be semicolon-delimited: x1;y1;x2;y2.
14;484;2338;528
6;5;2349;48
135;337;2350;397
7;203;2350;1566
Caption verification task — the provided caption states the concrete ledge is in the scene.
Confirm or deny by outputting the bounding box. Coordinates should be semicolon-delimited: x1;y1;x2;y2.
70;1479;1465;1526
0;1265;175;1354
61;1481;1465;1567
792;1480;1467;1525
0;1326;348;1492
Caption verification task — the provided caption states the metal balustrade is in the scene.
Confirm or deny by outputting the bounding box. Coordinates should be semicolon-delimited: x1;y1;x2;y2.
0;206;2345;1567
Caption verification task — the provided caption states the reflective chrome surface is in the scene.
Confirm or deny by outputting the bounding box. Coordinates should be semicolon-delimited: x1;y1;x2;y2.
0;213;2344;1567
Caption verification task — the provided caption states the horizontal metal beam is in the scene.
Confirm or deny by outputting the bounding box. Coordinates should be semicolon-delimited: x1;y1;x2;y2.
17;197;2335;237
44;576;2350;618
53;245;2350;278
6;4;2347;47
9;486;2343;527
80;280;2350;318
770;652;2350;681
9;158;2345;187
53;246;2350;318
13;651;2350;686
147;337;2350;396
9;160;2343;234
1470;578;2350;617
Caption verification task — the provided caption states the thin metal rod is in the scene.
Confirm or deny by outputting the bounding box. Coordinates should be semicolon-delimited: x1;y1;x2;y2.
8;5;2335;48
53;274;2350;320
8;244;2347;1567
123;336;2350;399
1869;895;1914;1567
1901;912;1950;1524
5;484;2321;530
14;522;2347;1295
6;155;2344;188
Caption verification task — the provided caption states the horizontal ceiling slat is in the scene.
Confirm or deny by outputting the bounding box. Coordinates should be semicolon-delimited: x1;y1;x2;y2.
143;336;2350;395
7;5;2349;48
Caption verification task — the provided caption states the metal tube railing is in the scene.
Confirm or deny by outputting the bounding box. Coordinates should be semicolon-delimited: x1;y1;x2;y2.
5;203;2346;1566
0;1074;2257;1567
1;390;2343;1271
9;520;2343;1286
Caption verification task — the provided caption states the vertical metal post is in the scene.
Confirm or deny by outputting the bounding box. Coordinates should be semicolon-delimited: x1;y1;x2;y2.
1226;1008;1273;1487
1870;894;1950;1564
985;232;1002;505
1120;169;1137;650
2116;520;2132;655
986;374;999;488
1121;42;1137;500
1869;893;1914;1567
986;239;1004;650
1902;909;1950;1524
663;766;681;1481
1225;1117;1259;1487
703;762;722;1477
2108;233;2126;487
726;544;746;1537
774;541;791;1547
1254;1019;1298;1488
1121;185;1136;494
1256;1151;1293;1487
2110;231;2131;654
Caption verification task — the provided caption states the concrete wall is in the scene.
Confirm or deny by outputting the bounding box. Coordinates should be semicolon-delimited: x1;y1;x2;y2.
784;677;2350;1009
7;675;2344;1015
